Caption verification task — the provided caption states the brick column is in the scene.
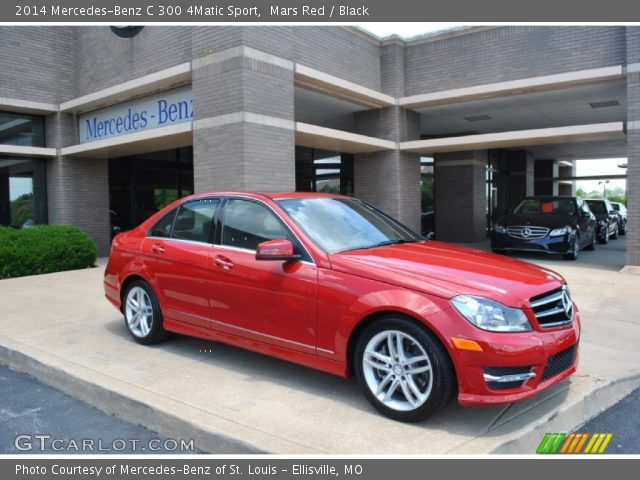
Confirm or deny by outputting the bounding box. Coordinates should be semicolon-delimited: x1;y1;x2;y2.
45;112;110;256
507;150;535;207
434;151;488;243
353;107;421;232
191;46;295;192
626;27;640;266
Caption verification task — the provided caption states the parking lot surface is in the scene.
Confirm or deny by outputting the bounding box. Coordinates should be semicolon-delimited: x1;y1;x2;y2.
0;238;639;453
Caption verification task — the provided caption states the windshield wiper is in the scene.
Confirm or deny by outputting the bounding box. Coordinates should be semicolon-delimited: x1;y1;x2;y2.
374;239;413;247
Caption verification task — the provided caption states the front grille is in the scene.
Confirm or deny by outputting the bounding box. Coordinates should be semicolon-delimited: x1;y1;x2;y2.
530;286;573;327
484;366;533;390
541;344;577;381
506;225;549;240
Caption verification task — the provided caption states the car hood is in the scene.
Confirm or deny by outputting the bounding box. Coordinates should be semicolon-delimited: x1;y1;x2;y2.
497;213;574;229
329;241;565;308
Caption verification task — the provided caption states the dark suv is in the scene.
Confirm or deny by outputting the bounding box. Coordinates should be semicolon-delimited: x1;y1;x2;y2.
492;196;597;260
585;199;618;243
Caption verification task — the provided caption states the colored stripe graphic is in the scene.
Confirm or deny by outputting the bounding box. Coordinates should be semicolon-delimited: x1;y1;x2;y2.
538;433;613;454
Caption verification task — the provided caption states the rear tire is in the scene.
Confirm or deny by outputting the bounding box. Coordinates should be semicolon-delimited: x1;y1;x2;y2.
354;316;455;422
123;280;170;345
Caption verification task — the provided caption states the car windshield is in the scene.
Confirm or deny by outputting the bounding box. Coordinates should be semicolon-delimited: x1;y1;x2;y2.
513;198;576;216
586;201;607;215
276;197;422;253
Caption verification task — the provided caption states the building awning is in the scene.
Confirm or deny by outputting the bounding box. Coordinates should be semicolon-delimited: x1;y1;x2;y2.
400;122;626;154
295;122;395;153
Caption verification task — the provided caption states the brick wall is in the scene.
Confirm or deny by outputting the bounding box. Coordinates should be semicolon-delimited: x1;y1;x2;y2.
0;27;74;103
74;26;192;98
404;26;626;96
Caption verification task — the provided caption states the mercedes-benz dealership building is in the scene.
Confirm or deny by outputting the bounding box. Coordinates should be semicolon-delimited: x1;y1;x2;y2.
0;25;638;265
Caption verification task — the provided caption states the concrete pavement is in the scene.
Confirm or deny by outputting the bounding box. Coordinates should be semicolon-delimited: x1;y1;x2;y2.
0;238;639;454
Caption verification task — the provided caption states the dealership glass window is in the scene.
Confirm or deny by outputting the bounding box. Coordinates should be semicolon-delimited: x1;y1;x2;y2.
420;157;434;236
108;147;193;234
295;147;354;196
0;157;47;228
0;111;45;147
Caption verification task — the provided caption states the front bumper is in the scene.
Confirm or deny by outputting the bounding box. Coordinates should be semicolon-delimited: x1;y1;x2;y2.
491;231;573;255
430;305;581;406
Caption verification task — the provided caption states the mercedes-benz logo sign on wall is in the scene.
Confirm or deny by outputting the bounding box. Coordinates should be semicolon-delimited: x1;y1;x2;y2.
110;26;145;38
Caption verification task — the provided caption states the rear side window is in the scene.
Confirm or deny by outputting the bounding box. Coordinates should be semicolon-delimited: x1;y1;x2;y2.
222;199;292;251
149;208;177;238
171;199;219;243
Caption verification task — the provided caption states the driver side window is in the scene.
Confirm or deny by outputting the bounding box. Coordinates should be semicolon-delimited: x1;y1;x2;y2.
222;199;292;251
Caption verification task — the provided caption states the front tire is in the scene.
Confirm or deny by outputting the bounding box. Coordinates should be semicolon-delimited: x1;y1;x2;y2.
564;233;580;260
354;316;455;422
123;280;169;345
611;225;618;240
599;225;609;244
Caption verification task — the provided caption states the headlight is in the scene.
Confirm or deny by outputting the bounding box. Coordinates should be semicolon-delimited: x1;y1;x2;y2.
451;295;532;332
494;225;506;234
549;226;570;236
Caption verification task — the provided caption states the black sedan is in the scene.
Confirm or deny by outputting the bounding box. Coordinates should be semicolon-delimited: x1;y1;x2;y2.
585;199;619;243
491;196;597;260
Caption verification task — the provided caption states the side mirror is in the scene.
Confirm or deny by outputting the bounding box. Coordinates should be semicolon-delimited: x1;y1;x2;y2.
255;239;300;262
582;211;592;218
610;210;618;216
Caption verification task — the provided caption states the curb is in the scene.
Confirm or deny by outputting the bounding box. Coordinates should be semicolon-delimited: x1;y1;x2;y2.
0;344;264;454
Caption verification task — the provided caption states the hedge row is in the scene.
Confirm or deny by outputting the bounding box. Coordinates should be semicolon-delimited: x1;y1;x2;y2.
0;225;97;279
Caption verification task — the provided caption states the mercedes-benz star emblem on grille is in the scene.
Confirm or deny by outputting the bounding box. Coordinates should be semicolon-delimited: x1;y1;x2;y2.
561;290;572;317
522;227;532;238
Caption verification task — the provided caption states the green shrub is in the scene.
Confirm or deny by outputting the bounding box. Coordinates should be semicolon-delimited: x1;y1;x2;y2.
0;225;97;279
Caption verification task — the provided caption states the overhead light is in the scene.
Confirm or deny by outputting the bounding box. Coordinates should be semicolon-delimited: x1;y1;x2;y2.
464;114;492;122
589;100;620;109
618;163;628;169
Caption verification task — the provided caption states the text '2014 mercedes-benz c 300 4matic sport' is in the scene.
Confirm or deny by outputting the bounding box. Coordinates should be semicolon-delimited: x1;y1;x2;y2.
104;192;580;422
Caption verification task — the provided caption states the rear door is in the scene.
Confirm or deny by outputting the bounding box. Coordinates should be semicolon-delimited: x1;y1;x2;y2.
141;198;220;329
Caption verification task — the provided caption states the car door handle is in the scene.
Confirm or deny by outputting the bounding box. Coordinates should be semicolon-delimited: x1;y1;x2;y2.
214;255;234;270
151;244;165;254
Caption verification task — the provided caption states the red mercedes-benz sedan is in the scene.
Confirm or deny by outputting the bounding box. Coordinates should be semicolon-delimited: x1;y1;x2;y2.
104;192;580;422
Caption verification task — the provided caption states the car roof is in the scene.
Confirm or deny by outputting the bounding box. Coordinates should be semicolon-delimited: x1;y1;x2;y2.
182;191;349;202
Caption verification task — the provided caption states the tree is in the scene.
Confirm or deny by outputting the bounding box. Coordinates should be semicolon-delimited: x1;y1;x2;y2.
10;193;34;228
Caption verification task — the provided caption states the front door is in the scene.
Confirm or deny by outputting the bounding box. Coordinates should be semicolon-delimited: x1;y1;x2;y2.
208;198;318;354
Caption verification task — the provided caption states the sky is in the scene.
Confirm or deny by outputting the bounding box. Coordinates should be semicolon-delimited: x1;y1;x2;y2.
576;158;627;194
355;23;465;39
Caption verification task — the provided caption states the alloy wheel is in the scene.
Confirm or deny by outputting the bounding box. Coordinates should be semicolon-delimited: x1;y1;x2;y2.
125;286;154;338
362;330;434;412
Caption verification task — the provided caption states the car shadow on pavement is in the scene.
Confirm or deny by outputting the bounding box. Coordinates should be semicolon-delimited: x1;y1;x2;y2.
102;317;572;439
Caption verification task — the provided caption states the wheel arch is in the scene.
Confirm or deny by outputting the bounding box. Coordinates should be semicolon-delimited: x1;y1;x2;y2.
345;309;457;386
